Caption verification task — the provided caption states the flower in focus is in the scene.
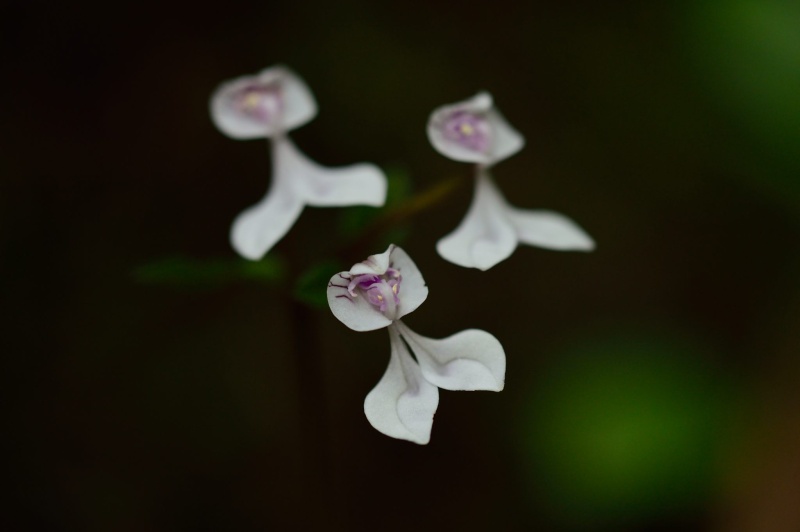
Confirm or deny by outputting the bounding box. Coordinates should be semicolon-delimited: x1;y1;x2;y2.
327;244;506;444
428;92;594;270
211;66;387;260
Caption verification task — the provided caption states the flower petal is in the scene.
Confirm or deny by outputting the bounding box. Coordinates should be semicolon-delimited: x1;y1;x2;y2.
349;244;394;276
389;246;428;319
508;209;595;251
266;66;317;132
396;322;505;392
436;171;518;270
210;65;316;140
271;136;387;208
229;157;304;260
364;326;439;444
485;106;525;165
327;271;393;331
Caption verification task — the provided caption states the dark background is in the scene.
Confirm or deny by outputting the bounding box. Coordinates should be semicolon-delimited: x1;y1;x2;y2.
5;0;800;530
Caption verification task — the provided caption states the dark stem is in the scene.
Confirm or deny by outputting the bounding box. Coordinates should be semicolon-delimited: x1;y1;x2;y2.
338;174;464;261
288;295;332;513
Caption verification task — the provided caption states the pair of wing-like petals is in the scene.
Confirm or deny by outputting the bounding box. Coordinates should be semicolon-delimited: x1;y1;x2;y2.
327;245;506;444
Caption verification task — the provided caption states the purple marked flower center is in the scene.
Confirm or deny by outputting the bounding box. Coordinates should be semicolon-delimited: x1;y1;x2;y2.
348;268;402;315
442;110;491;153
233;84;283;124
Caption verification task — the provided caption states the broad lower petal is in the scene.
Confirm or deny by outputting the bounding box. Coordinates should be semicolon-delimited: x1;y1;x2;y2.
508;209;595;251
364;326;439;444
229;160;304;260
273;137;387;208
396;322;505;392
327;271;394;331
390;246;428;320
436;172;518;270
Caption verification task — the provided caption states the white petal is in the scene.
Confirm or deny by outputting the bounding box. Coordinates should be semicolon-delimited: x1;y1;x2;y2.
262;66;317;132
396;322;505;392
327;271;393;331
485;106;525;165
389;246;428;319
349;244;394;276
210;65;316;140
508;209;595;251
427;92;494;164
229;153;304;260
273;136;387;208
436;171;518;270
364;326;439;444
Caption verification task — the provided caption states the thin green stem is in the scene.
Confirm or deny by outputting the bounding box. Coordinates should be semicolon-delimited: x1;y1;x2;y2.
338;174;465;261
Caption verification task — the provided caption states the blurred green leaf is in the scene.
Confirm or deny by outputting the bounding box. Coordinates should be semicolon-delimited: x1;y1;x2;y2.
293;259;345;309
133;255;286;288
683;0;800;206
517;330;735;528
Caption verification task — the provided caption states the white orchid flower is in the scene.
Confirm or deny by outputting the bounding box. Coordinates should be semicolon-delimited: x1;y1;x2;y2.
428;92;594;270
327;244;506;444
211;66;387;260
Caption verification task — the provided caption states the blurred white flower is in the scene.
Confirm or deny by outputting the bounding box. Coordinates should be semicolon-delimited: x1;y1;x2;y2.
327;245;505;444
211;66;387;260
428;92;594;270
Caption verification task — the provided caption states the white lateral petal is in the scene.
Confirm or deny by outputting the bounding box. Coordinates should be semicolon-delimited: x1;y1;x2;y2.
229;153;304;260
396;322;506;392
364;326;439;444
427;92;495;164
272;137;387;208
327;271;393;332
210;65;316;140
508;209;595;251
485;106;525;165
390;246;428;319
436;171;518;270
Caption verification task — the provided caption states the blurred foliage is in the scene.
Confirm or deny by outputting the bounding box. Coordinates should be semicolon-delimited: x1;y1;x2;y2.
133;255;286;289
337;165;413;235
293;259;345;309
518;330;735;529
682;0;800;206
